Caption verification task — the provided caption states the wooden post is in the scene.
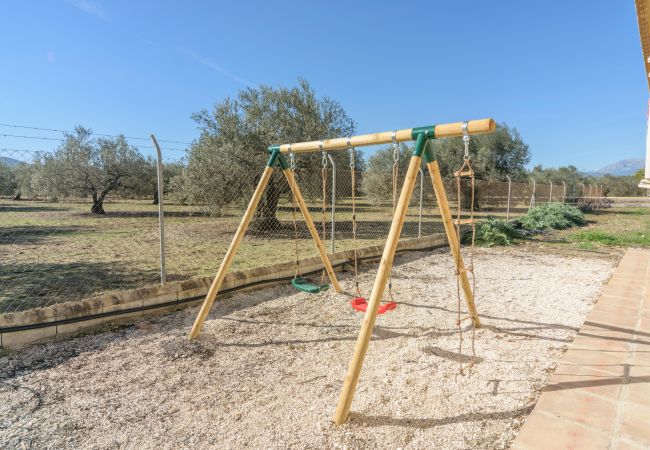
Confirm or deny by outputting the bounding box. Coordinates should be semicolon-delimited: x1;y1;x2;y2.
333;154;422;425
277;118;495;154
426;160;480;327
283;168;342;293
189;166;274;339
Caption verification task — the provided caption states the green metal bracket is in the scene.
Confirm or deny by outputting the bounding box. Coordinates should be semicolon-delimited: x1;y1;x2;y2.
422;139;436;164
411;132;428;158
266;146;288;170
410;125;435;140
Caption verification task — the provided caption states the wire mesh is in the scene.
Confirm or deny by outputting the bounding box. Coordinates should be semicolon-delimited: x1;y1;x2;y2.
0;147;614;314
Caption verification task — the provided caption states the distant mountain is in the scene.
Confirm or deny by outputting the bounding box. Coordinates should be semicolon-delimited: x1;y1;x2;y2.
0;156;22;167
584;158;645;177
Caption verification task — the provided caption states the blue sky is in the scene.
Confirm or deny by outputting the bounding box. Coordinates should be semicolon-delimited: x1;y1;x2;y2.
0;0;646;170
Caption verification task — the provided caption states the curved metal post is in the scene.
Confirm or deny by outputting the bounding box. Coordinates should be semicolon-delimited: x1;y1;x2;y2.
548;179;553;203
529;178;536;210
505;175;512;220
327;153;337;253
150;135;166;285
561;181;566;203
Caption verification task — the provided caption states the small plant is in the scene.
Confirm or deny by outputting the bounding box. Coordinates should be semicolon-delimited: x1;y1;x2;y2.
520;203;585;230
462;217;522;247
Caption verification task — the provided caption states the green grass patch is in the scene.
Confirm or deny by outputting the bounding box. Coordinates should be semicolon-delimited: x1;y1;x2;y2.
520;203;585;230
570;229;650;247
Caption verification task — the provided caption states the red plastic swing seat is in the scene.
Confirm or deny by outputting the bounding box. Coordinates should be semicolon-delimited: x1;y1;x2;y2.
350;297;397;315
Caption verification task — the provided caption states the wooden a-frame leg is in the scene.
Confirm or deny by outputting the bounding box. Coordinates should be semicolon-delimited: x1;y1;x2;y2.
426;160;481;327
283;168;342;293
188;166;274;340
333;154;422;425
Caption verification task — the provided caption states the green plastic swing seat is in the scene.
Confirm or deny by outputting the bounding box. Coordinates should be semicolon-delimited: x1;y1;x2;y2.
291;276;329;294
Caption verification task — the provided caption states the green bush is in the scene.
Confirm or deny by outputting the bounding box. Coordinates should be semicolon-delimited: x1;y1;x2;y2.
462;218;522;247
520;203;585;230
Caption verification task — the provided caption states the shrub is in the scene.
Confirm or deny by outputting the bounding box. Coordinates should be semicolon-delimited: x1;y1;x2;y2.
520;203;585;230
461;218;522;247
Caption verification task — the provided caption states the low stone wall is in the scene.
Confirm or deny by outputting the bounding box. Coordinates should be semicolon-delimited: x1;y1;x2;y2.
0;234;448;350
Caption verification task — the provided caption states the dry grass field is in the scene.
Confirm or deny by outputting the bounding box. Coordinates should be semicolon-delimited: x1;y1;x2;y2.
0;196;523;313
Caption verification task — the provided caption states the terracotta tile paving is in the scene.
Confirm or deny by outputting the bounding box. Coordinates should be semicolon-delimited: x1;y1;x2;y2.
511;249;650;449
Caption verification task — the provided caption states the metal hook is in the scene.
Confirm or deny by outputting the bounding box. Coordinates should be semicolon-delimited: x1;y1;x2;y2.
391;131;399;163
288;144;295;170
347;138;355;168
461;121;470;159
319;141;327;168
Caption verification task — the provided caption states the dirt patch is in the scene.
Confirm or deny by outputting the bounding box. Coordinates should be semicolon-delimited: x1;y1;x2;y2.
0;248;614;449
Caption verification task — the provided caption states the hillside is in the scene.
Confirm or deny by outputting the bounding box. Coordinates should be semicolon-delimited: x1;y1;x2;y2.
592;158;644;176
0;156;22;167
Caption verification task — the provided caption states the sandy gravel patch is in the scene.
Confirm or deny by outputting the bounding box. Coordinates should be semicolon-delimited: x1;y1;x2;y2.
0;248;614;449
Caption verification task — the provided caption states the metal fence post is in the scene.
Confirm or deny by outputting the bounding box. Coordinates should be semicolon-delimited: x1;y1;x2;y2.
418;167;424;237
561;180;566;203
506;175;512;220
548;179;553;203
327;153;336;253
150;134;166;285
529;178;536;210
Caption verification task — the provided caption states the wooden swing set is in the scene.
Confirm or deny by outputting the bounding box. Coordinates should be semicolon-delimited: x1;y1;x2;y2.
188;117;496;425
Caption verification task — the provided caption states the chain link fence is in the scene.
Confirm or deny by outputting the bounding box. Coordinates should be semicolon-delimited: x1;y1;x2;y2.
0;147;610;314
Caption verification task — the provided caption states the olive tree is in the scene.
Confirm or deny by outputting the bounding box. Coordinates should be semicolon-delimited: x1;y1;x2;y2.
178;79;356;229
31;127;149;214
363;123;531;206
0;161;17;196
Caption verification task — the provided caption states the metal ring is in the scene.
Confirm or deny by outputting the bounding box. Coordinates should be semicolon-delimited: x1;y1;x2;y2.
287;144;295;170
391;131;399;163
319;142;328;168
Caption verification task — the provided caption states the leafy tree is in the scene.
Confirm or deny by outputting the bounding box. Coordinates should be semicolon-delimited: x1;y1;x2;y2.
361;144;415;203
633;168;645;182
111;157;185;204
12;162;34;200
0;161;17;196
362;123;530;206
432;123;530;181
598;174;641;197
31;127;149;214
178;79;356;229
528;165;589;198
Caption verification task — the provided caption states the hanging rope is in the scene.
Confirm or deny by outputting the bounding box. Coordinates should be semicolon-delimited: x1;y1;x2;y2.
453;122;477;375
349;140;362;298
320;144;328;285
348;138;397;315
387;131;399;303
289;148;302;278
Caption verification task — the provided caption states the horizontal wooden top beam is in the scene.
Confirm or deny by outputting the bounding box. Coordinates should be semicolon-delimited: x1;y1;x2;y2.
273;118;495;154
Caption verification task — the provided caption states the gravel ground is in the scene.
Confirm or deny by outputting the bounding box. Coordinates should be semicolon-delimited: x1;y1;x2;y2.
0;247;614;449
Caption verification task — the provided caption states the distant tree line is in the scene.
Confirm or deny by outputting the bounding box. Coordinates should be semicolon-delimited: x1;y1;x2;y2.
0;80;646;217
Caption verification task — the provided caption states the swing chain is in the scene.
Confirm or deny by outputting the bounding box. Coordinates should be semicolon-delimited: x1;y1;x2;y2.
462;121;470;161
288;145;296;170
454;120;477;375
391;131;399;163
320;142;328;168
348;138;355;168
